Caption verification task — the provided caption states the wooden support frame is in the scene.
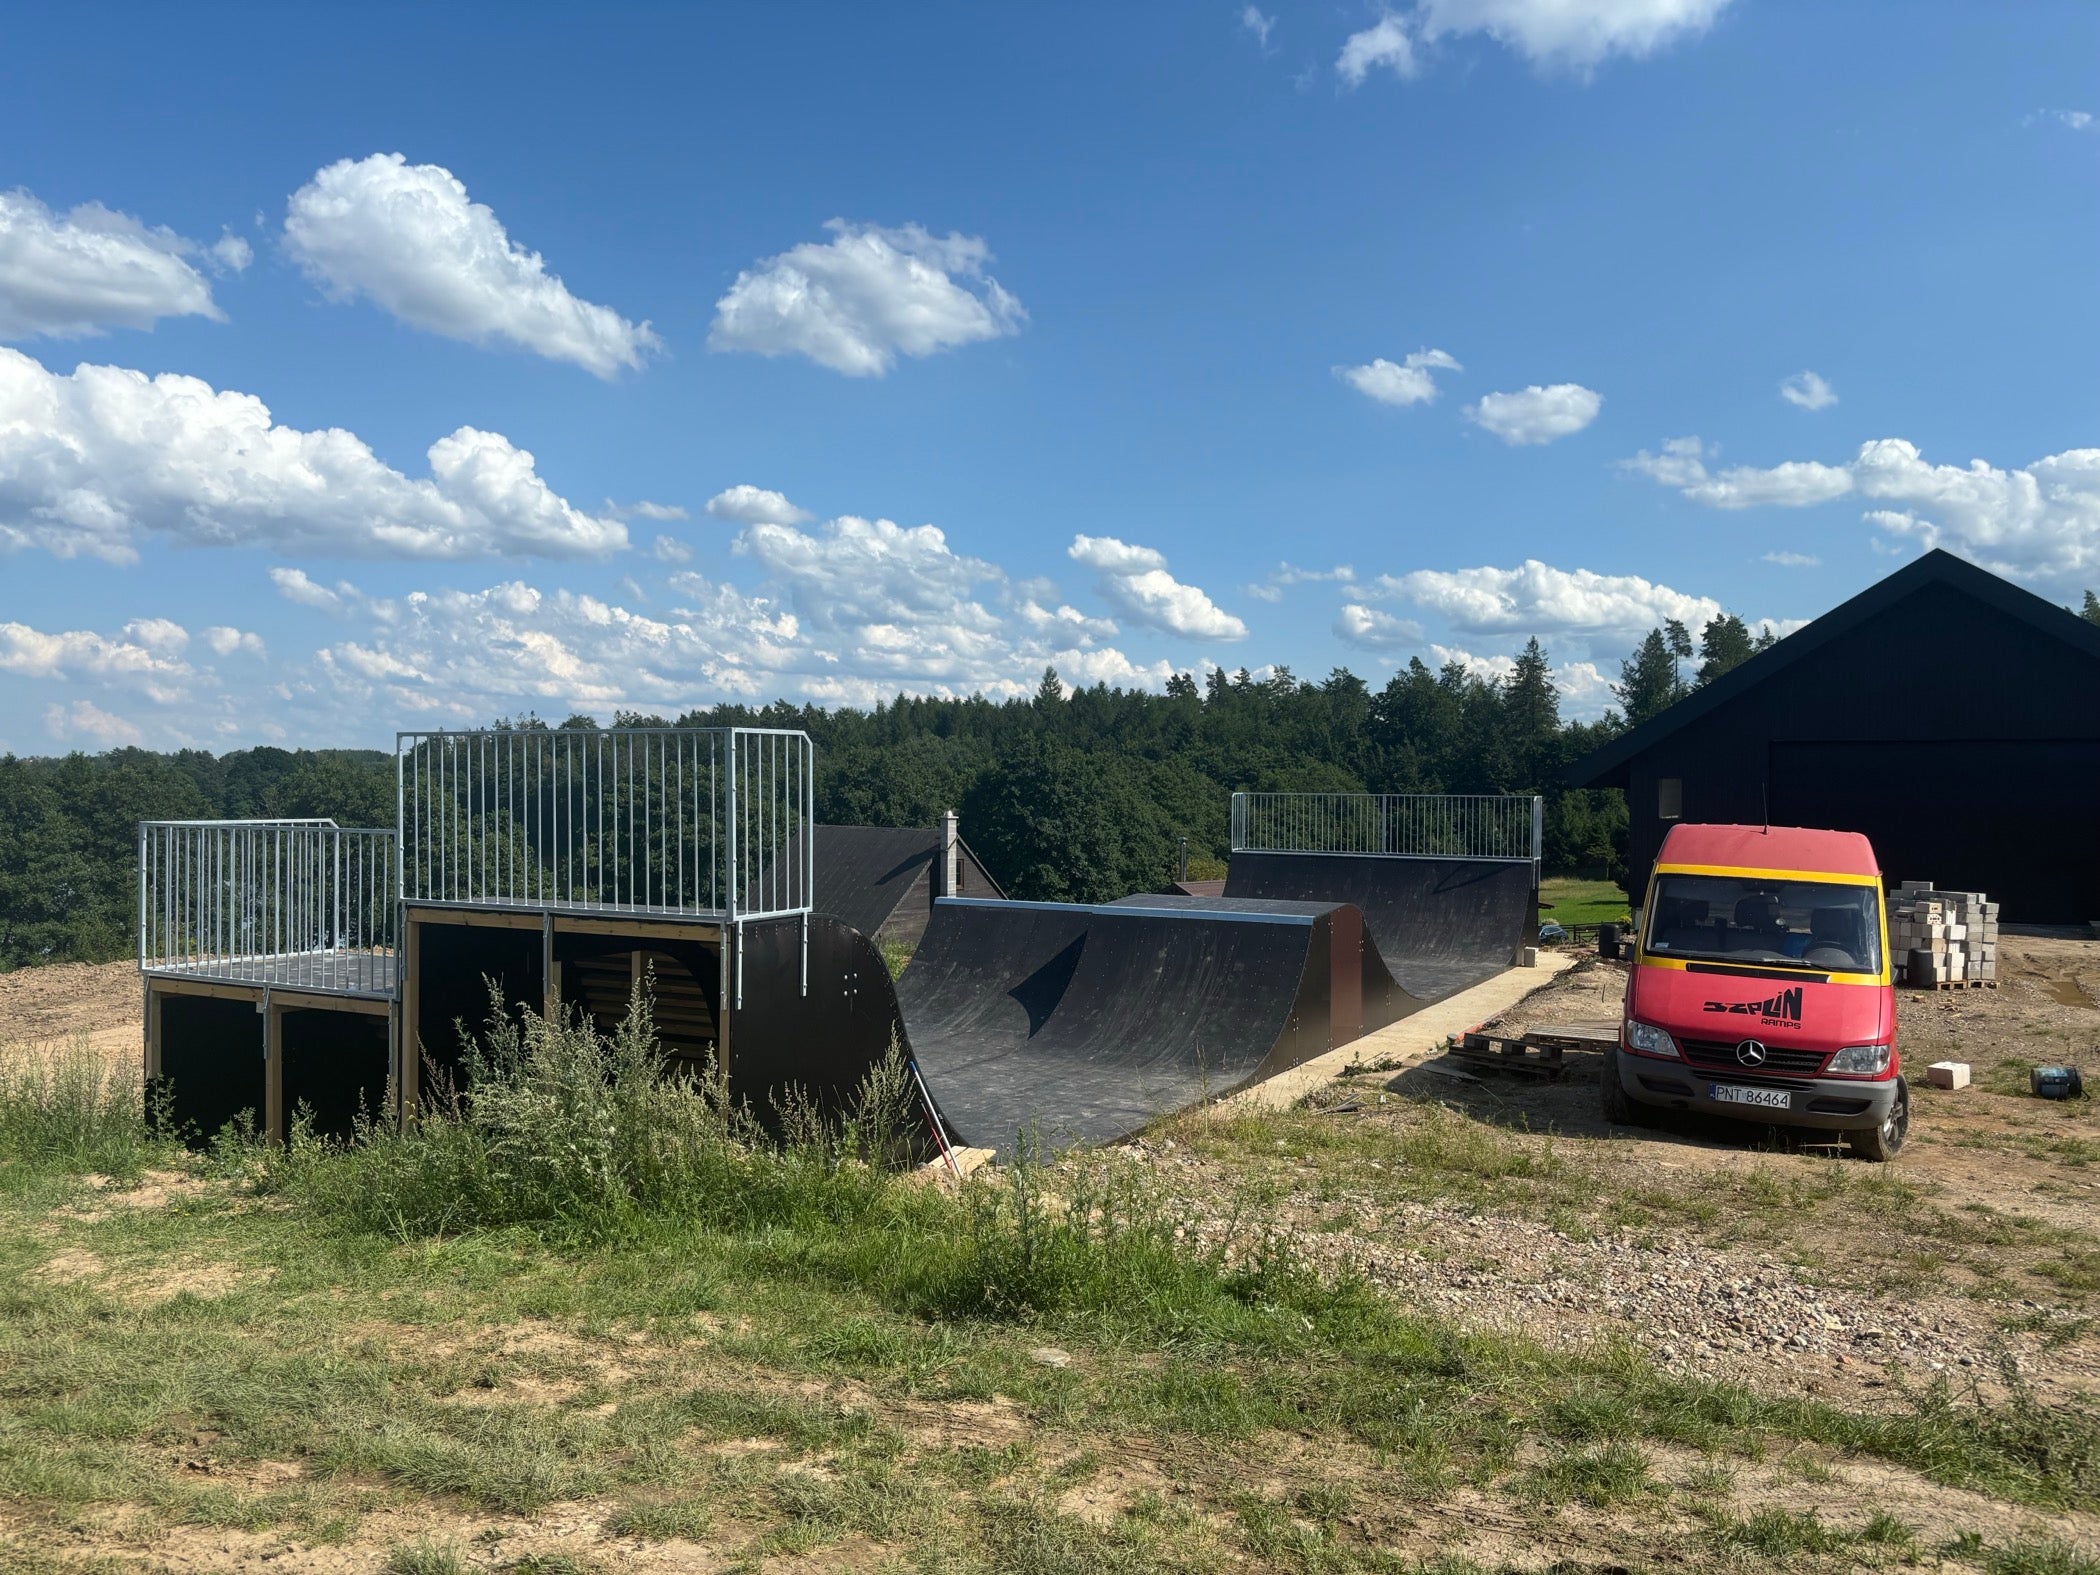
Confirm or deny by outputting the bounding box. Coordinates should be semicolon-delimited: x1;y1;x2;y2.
400;915;423;1121
265;995;283;1146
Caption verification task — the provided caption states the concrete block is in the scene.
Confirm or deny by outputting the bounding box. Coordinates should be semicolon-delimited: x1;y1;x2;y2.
1518;946;1539;968
1927;1061;1971;1089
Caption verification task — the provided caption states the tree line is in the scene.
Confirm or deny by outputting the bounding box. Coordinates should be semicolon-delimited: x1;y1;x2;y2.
0;610;1835;968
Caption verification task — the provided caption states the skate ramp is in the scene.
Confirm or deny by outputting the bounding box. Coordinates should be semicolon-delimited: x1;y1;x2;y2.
898;896;1422;1151
1225;852;1533;1000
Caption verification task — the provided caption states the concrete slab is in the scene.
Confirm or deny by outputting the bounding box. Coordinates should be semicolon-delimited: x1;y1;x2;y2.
1216;950;1582;1112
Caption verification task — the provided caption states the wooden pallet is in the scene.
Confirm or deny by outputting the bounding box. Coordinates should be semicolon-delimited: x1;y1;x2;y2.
1913;977;1997;991
1451;1022;1615;1080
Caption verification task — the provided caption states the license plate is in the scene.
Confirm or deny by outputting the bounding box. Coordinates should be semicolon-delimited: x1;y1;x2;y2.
1710;1083;1792;1110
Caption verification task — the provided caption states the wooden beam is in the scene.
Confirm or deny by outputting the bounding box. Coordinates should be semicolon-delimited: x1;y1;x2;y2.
400;915;422;1123
404;904;544;933
554;914;724;943
145;984;162;1081
261;990;392;1017
142;976;271;1005
264;999;285;1146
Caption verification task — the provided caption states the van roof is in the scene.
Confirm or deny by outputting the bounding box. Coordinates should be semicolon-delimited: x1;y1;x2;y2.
1655;823;1880;879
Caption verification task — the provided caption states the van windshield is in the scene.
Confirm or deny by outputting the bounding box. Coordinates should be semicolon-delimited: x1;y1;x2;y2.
1644;873;1882;973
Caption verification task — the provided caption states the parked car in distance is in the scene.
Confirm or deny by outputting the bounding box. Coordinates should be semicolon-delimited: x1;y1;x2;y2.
1603;822;1908;1162
1538;921;1569;943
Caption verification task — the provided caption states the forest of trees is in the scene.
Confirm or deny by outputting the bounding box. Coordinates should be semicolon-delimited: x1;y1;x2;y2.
0;606;1945;969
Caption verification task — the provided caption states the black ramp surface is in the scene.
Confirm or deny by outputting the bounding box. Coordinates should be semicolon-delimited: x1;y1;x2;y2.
731;914;910;1119
1225;853;1533;1000
898;897;1397;1151
1110;894;1421;1032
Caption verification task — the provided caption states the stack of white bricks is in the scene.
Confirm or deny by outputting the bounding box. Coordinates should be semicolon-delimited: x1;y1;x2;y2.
1888;881;1999;985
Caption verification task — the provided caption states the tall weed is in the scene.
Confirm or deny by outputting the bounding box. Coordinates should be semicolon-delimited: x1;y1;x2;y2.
0;1034;154;1178
271;976;919;1244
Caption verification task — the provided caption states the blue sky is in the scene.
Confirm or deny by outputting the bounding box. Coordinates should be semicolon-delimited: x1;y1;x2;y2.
1;1;2095;751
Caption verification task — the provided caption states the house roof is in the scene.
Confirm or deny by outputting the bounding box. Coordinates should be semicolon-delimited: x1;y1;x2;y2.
1569;550;2100;789
810;823;1005;937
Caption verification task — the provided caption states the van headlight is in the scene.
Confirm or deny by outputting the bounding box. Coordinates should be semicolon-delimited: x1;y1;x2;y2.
1624;1021;1678;1059
1827;1044;1891;1076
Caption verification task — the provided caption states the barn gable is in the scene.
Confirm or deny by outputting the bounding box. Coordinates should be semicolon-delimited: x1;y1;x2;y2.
1571;551;2100;920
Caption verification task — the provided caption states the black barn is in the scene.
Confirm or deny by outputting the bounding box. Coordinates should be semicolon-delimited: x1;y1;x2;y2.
1569;551;2100;922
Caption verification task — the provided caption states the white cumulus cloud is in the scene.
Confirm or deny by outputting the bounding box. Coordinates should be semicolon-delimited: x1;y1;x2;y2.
45;698;142;746
1779;370;1838;411
1416;0;1733;73
1466;383;1602;445
709;220;1025;376
705;484;812;526
203;625;265;656
1622;435;1853;508
1625;434;2100;585
0;348;627;563
1337;16;1418;85
0;189;224;340
1375;559;1723;634
1340;0;1728;85
1335;604;1425;649
1068;535;1248;641
1338;348;1461;407
283;153;660;378
1762;550;1820;568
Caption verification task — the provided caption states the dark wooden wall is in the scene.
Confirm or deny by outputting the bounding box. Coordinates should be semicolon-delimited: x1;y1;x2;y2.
1618;580;2100;920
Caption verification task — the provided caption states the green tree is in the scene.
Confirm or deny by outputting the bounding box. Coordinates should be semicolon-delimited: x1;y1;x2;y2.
2082;590;2100;626
1615;629;1683;726
960;739;1174;902
1501;638;1560;789
1694;613;1757;686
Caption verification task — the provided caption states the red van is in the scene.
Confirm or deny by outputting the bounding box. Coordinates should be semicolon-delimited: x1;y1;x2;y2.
1604;823;1908;1161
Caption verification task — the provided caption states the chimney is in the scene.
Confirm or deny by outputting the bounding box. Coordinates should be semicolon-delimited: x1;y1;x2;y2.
940;809;960;897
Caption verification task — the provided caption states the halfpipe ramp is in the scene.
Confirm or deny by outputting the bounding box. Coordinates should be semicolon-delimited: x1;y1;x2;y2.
897;896;1424;1150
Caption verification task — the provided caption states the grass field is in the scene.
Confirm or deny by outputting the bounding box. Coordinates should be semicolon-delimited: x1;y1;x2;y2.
1538;876;1633;928
0;1012;2095;1572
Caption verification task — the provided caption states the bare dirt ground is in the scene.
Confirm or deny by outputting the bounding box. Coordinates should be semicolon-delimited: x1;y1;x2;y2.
1140;930;2100;1417
0;958;139;1048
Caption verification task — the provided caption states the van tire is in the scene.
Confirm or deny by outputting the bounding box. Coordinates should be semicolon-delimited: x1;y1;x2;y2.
1600;1047;1656;1128
1845;1076;1910;1163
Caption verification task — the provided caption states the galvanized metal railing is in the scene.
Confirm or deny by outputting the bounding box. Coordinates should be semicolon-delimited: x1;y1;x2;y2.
395;726;814;922
137;819;400;994
1231;791;1543;869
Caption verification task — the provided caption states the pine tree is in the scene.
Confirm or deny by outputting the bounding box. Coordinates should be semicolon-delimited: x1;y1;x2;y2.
2082;590;2100;627
1615;628;1683;725
1694;614;1757;686
1501;638;1560;789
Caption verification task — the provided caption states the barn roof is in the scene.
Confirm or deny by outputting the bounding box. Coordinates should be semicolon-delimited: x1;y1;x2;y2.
1570;550;2100;789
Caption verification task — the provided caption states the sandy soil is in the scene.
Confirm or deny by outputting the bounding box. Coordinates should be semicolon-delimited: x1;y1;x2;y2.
0;959;140;1046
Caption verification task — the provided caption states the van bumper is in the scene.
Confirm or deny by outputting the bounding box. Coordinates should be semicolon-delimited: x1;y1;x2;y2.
1617;1055;1900;1132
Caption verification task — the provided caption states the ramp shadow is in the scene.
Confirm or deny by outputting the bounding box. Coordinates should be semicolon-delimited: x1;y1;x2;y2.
1009;935;1085;1036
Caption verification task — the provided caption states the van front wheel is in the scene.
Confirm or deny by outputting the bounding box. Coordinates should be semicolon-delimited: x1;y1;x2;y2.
1600;1047;1657;1128
1846;1077;1910;1163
